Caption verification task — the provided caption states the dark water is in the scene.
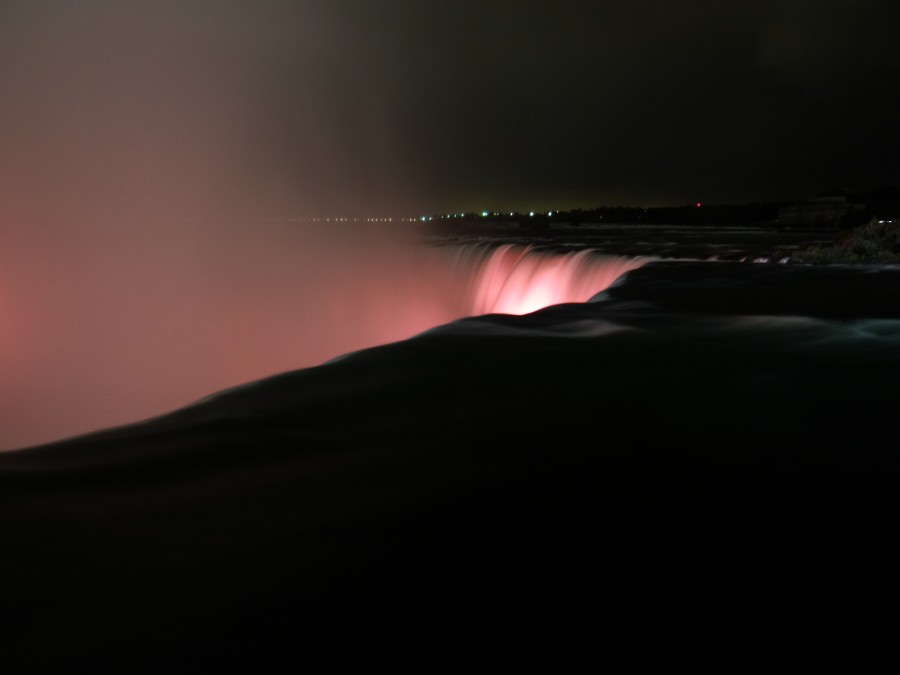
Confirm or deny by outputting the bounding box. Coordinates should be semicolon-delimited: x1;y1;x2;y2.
2;233;898;670
427;222;840;261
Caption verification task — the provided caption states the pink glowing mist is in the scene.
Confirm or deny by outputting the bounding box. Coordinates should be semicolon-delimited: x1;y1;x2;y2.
0;3;649;451
0;232;645;451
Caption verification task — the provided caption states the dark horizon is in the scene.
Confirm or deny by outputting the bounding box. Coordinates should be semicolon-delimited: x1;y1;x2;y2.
283;183;900;224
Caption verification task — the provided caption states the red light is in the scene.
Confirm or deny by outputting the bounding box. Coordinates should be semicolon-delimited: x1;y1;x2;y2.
696;202;702;207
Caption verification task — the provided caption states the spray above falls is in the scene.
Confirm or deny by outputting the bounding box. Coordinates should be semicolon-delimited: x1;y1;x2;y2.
0;234;646;451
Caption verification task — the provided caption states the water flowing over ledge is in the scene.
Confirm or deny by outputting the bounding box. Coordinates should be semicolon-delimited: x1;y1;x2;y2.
3;260;900;671
0;233;647;451
445;242;649;316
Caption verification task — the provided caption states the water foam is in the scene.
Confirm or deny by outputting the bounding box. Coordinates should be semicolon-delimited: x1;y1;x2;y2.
449;243;648;316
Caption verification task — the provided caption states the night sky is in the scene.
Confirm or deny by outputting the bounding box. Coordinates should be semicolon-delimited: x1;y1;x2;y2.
1;0;899;449
1;0;898;217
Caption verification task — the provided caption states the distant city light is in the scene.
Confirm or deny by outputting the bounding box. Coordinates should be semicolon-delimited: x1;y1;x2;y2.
548;211;554;216
529;211;535;217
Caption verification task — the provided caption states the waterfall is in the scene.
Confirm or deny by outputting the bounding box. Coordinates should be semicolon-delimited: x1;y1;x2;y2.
0;232;646;450
445;243;648;316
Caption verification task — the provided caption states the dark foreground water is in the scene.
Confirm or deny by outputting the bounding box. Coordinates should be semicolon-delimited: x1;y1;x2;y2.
2;254;899;670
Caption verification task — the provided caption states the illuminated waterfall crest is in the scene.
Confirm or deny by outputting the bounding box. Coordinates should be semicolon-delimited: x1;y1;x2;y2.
452;243;648;316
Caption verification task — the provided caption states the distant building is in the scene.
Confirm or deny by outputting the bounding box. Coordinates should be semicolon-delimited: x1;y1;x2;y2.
778;195;864;227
